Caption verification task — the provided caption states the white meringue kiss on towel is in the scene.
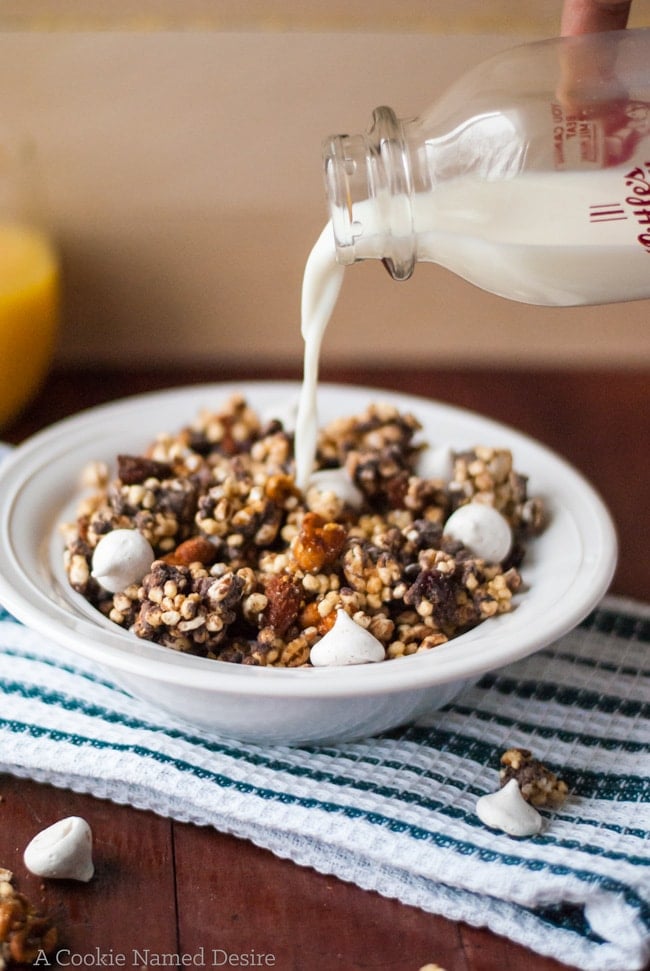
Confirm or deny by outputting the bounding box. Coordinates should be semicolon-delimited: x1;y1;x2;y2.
475;780;543;837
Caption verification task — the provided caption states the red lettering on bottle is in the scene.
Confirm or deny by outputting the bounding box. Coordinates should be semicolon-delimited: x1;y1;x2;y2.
623;162;650;252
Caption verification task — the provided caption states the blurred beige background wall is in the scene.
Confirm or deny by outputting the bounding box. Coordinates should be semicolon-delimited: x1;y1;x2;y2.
1;1;649;368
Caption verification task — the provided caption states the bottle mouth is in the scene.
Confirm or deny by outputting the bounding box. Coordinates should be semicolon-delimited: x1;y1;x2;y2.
322;132;367;266
322;106;416;281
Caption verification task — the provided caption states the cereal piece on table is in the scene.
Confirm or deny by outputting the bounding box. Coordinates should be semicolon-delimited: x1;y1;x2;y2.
0;870;57;967
500;747;569;807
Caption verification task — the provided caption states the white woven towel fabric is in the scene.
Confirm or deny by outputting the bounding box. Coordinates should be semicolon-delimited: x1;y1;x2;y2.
0;596;648;971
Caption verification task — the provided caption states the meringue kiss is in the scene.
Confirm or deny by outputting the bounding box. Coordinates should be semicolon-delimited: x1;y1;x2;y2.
476;779;543;837
24;816;94;881
310;609;385;666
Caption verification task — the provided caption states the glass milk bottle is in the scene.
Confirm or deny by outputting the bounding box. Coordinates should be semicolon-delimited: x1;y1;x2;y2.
322;28;650;306
0;127;60;428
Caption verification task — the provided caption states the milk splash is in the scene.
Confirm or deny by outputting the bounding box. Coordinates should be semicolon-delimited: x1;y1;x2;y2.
294;222;344;492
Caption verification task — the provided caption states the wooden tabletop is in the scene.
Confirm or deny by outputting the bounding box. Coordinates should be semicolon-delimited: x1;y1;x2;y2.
1;364;648;971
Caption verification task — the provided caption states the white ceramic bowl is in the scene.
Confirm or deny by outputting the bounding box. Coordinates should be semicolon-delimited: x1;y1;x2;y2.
0;382;617;744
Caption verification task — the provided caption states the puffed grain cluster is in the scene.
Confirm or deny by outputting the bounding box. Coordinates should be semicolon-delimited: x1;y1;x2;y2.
500;748;569;807
0;869;57;968
62;395;545;666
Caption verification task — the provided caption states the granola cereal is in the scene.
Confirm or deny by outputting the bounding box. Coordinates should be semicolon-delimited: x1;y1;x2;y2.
500;748;569;807
62;395;546;667
0;870;57;969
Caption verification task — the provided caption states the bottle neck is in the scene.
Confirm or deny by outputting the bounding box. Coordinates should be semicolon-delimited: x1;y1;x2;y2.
322;106;417;281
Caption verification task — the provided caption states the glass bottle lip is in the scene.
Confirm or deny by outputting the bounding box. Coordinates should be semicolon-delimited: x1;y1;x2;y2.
322;131;366;265
322;106;416;280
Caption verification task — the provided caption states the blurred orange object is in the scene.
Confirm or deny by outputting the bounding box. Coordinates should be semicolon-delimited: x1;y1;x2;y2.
0;221;60;429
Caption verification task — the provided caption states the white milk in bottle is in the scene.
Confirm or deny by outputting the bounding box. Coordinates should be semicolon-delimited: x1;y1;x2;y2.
383;168;650;306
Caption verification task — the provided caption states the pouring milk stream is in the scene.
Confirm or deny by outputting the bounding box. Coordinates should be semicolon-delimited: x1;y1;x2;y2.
295;225;344;492
295;29;650;489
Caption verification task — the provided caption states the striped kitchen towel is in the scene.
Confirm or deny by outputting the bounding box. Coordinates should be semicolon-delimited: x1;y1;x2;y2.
0;597;648;971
